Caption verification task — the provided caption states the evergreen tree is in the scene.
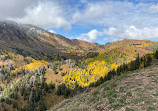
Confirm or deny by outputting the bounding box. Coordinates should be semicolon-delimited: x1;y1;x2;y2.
155;50;158;59
39;101;46;111
56;83;71;97
135;53;140;70
146;55;152;66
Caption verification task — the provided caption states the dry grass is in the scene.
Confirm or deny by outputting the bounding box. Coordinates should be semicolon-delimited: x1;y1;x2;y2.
45;64;79;84
45;68;63;84
44;89;64;109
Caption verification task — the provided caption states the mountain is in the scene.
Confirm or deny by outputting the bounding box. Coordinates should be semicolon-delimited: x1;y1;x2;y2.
0;20;157;111
0;20;101;60
0;20;157;60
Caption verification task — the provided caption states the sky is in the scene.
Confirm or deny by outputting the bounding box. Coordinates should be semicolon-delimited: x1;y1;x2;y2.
0;0;158;44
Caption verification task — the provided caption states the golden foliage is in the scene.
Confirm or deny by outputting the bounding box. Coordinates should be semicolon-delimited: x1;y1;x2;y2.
63;60;113;89
24;60;48;70
11;56;48;74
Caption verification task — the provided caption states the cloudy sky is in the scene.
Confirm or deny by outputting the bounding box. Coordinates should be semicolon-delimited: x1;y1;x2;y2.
1;0;158;44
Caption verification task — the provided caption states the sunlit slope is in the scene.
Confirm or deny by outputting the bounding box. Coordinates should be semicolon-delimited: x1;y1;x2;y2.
58;40;158;88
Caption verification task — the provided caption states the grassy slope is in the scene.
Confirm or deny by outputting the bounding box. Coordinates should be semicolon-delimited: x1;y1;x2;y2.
50;59;158;111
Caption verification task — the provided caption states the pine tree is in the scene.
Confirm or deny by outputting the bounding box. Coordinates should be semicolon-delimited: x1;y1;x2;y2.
135;53;140;70
146;55;152;66
39;101;46;111
155;50;158;59
56;84;66;95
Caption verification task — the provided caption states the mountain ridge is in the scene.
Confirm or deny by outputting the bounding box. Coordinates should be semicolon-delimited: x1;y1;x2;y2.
0;20;157;58
0;20;105;60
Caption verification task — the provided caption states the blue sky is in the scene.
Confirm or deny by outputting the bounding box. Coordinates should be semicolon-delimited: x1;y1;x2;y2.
0;0;158;44
47;24;108;44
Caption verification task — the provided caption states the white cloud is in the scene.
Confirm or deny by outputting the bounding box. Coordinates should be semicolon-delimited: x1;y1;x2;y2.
72;1;158;28
104;26;158;41
78;26;158;43
72;1;158;42
0;0;71;30
48;29;56;34
77;29;104;43
1;1;158;29
13;1;71;30
0;0;39;18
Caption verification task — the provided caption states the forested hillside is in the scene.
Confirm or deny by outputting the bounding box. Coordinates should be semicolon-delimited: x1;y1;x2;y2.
50;54;158;111
0;43;157;111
